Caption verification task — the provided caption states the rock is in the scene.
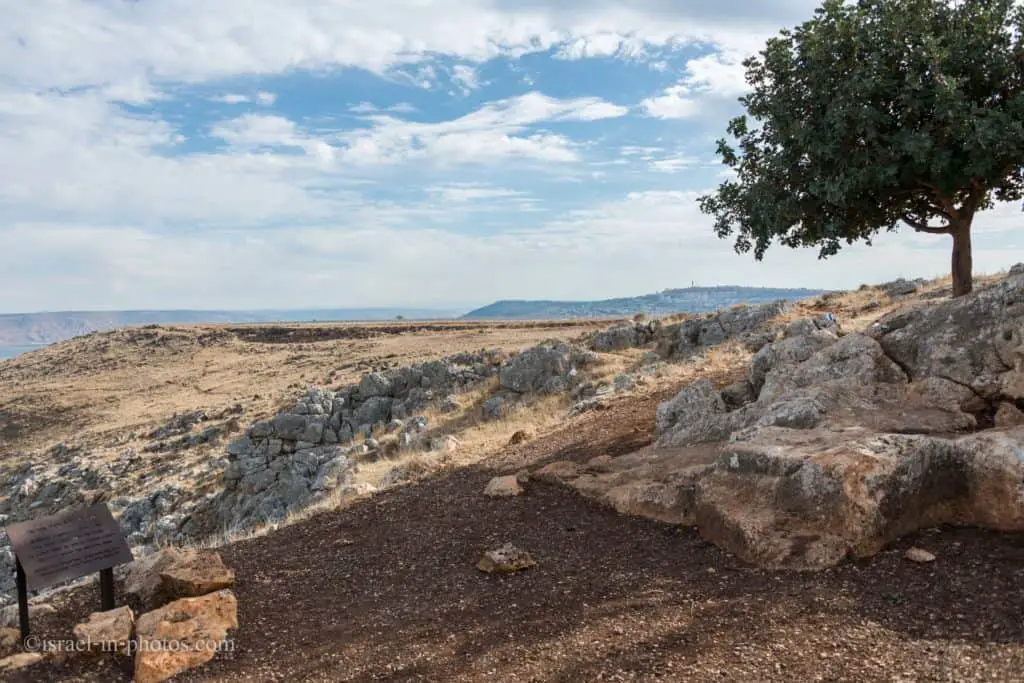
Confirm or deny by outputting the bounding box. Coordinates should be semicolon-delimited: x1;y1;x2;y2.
664;301;789;359
533;460;582;483
358;372;393;398
905;547;936;563
0;628;20;657
271;413;309;441
879;278;920;297
477;544;537;573
0;603;54;629
995;402;1024;428
73;605;134;654
498;341;592;394
720;379;756;409
592;323;644;352
655;380;737;447
124;548;233;611
613;373;639;392
0;652;43;673
159;551;235;602
429;435;460;453
134;589;238;683
871;275;1024;384
482;395;508;421
508;429;533;446
1009;263;1024;277
484;476;523;498
695;426;1024;569
440;395;462;413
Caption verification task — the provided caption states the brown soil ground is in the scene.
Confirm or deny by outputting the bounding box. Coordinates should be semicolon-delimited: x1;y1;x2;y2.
17;388;1024;682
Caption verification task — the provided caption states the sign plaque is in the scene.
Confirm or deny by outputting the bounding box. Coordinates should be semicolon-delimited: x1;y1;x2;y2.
6;503;134;638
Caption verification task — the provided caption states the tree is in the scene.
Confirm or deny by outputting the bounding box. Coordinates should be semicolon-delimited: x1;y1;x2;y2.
698;0;1024;297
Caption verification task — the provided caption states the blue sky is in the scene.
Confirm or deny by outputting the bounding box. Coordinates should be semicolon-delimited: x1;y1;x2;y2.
1;0;1023;313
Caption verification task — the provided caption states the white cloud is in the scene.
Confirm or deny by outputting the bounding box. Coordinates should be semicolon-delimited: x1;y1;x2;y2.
336;92;625;166
210;93;252;104
426;183;525;202
349;101;417;114
641;85;700;119
0;0;809;96
255;90;277;105
5;195;1022;312
650;155;700;172
451;65;484;95
642;48;750;119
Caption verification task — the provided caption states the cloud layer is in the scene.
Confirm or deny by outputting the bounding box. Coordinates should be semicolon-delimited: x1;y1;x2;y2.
1;0;1018;313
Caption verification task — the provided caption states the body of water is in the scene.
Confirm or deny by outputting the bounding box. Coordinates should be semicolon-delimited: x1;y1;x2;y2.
0;345;46;360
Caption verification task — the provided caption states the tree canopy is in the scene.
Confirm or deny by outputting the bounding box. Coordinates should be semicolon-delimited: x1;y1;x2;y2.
698;0;1024;296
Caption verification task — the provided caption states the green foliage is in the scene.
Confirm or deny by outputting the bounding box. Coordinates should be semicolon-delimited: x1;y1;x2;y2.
700;0;1024;261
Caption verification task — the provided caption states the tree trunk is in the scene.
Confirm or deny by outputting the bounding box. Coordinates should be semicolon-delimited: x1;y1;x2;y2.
951;219;973;297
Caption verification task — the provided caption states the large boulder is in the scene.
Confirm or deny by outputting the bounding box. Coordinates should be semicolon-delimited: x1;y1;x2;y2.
870;275;1024;386
694;426;1024;568
134;589;238;683
123;548;234;611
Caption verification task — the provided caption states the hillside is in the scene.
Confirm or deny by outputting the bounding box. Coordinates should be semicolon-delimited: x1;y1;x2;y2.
0;308;461;347
6;270;1024;682
461;286;825;320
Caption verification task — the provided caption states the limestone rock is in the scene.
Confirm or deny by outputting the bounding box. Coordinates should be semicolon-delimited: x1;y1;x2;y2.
871;275;1024;384
477;544;536;573
429;435;460;453
533;460;582;483
905;547;937;563
73;605;134;654
499;341;593;394
484;475;523;498
694;426;1024;569
0;627;20;658
995;402;1024;428
655;379;737;447
0;652;43;673
134;589;238;683
124;548;233;611
159;550;235;602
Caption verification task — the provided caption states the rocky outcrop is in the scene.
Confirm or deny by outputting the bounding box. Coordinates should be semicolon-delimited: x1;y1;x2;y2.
498;340;596;394
560;273;1024;569
658;300;792;359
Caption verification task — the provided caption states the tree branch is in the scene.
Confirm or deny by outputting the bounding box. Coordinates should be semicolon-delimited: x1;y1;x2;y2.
902;213;952;234
919;181;960;221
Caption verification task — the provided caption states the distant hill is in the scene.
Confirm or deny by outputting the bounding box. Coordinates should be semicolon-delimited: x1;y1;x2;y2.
0;308;460;347
461;286;826;320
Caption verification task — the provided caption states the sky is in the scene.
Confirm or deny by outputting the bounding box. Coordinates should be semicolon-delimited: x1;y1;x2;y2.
2;0;1024;313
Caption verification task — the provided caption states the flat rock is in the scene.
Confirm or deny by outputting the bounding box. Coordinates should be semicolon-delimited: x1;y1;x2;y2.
477;544;537;574
73;605;134;654
483;476;523;498
134;589;238;683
